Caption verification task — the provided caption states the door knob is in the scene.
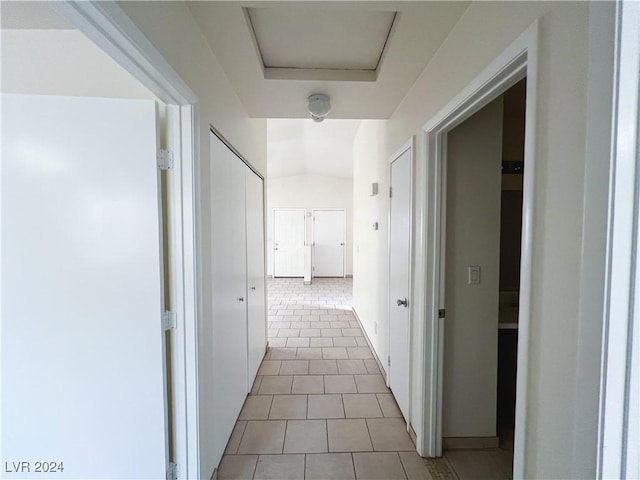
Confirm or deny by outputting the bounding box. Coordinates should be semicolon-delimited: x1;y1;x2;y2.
396;298;408;307
237;297;244;302
251;286;256;291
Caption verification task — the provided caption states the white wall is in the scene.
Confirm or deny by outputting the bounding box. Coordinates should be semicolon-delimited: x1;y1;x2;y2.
116;3;267;479
267;174;353;276
352;2;615;478
1;29;156;100
443;97;503;438
353;120;388;368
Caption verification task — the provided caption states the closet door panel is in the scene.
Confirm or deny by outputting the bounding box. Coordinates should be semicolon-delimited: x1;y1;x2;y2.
246;169;267;389
210;132;248;467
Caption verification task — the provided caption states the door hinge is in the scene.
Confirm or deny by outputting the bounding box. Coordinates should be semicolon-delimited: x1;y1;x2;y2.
389;187;393;197
158;149;174;170
166;462;178;480
162;310;177;330
387;355;391;367
438;309;446;319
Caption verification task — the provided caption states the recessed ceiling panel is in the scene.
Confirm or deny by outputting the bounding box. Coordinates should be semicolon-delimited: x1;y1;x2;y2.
247;7;396;71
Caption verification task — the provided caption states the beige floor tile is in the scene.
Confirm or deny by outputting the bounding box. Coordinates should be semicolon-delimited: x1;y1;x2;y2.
342;328;363;337
278;328;300;338
238;421;286;454
398;452;433;480
337;359;368;375
239;395;273;420
343;394;384;418
218;454;258;480
322;328;343;337
258;361;282;376
350;321;361;329
323;347;349;359
251;376;264;395
356;337;369;347
292;375;324;394
327;419;373;452
309;359;338;375
310;321;332;329
305;453;356;480
269;347;297;360
268;328;278;338
299;328;322;337
330;321;352;329
279;360;309;375
253;454;305;480
366;418;415;451
333;337;358;347
259;375;293;395
290;321;311;329
268;338;287;348
307;394;345;419
225;421;247;454
353;452;407;480
354;375;389;393
445;450;509;480
286;338;310;348
364;359;380;374
377;394;403;418
310;337;334;347
347;347;374;360
270;321;290;329
283;419;328;453
325;375;358;393
269;395;307;419
296;347;323;360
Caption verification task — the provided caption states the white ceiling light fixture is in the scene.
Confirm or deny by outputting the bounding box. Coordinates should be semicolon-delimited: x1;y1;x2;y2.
308;94;331;122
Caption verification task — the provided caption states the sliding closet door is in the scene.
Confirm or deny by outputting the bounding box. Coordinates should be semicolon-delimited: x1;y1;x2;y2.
210;132;248;467
246;169;267;390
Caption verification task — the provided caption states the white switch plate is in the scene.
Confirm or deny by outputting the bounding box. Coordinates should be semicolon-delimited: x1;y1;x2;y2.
468;266;481;284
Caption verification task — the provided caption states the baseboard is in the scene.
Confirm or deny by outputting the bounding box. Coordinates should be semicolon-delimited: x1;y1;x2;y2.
351;308;387;382
346;274;353;278
409;424;418;447
443;436;500;450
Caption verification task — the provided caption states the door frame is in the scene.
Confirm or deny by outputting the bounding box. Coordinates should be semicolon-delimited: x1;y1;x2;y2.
53;2;200;478
272;208;307;278
598;1;640;477
416;21;539;478
387;138;415;418
312;208;347;278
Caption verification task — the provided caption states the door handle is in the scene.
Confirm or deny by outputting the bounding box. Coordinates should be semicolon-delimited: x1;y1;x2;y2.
340;243;344;246
237;297;244;302
396;298;408;307
251;286;256;291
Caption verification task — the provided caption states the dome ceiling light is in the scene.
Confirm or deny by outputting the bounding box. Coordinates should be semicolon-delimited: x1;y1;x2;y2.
307;94;331;122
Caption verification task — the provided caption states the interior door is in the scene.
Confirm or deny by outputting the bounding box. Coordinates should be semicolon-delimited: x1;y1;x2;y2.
246;168;267;390
388;146;412;421
273;209;306;277
210;132;248;467
313;210;345;277
1;94;167;478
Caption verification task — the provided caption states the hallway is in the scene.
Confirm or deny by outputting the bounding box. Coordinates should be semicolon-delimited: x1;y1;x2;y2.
218;278;431;479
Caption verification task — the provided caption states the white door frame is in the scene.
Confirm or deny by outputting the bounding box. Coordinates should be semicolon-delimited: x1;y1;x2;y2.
416;21;539;479
53;3;200;478
273;208;307;277
312;208;347;278
598;1;640;478
387;139;415;419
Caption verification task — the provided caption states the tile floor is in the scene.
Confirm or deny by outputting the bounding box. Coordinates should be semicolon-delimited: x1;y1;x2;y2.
218;277;512;480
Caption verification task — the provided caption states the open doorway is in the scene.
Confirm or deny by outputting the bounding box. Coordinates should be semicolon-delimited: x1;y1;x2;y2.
440;79;526;478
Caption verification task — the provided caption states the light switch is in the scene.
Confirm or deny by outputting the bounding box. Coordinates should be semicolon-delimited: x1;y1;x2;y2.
468;266;481;284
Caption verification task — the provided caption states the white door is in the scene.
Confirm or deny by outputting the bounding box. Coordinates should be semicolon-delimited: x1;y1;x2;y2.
246;169;267;390
210;132;248;466
313;210;346;277
273;209;306;277
388;146;412;420
1;94;167;478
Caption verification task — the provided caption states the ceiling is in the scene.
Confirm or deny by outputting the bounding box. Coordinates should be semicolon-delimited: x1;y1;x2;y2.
0;1;74;29
267;119;361;179
188;1;469;119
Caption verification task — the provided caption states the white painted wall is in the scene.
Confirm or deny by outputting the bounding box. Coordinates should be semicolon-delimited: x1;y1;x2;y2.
267;174;353;276
116;3;267;479
443;97;503;438
353;120;388;369
352;2;615;478
0;29;157;100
